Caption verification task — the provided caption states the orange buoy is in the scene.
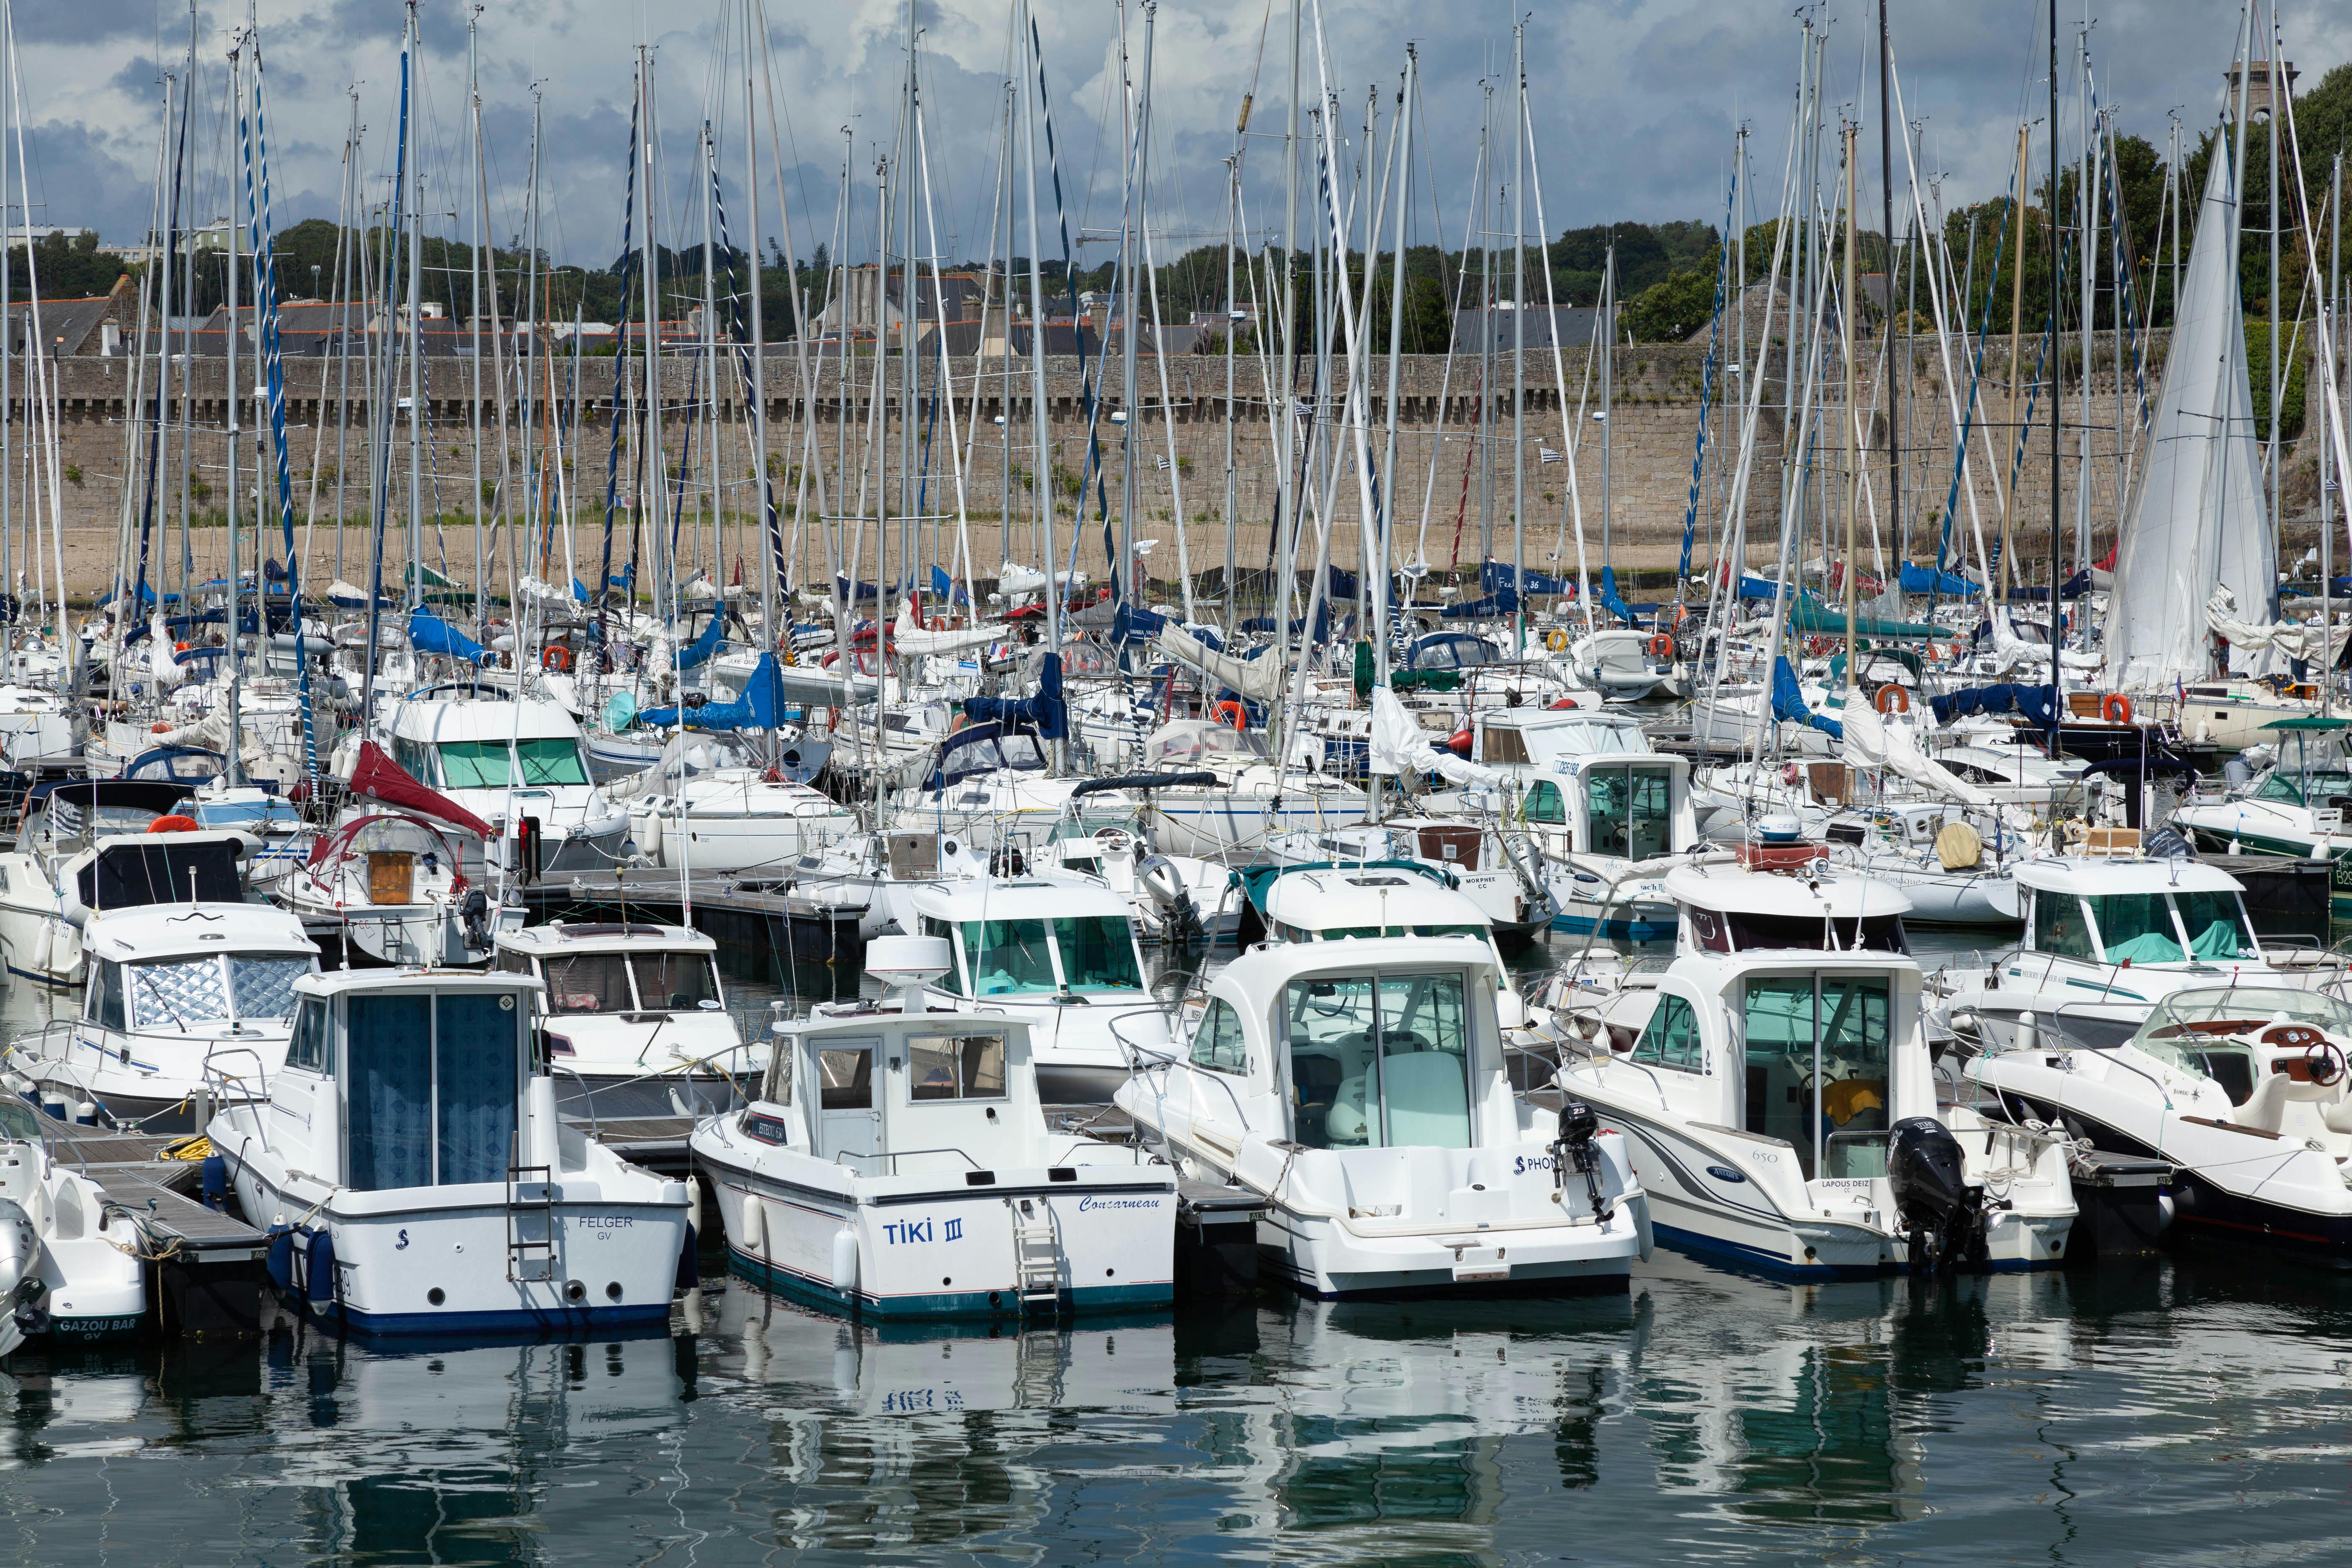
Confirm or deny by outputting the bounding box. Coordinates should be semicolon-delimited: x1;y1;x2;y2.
2102;693;2133;724
1212;699;1246;729
542;644;574;673
147;814;200;834
1874;683;1911;715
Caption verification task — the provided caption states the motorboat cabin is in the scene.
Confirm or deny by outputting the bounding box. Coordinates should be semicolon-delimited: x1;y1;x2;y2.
1555;863;2076;1277
1929;855;2343;1054
6;902;318;1132
690;936;1178;1320
371;691;629;875
1115;936;1650;1298
493;921;754;1118
0;781;252;987
207;967;693;1334
908;878;1172;1104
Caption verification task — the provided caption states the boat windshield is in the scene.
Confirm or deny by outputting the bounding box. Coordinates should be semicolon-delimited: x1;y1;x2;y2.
128;952;317;1029
2253;769;2352;807
2075;890;2257;964
633;952;720;1009
1717;910;1909;954
1284;970;1474;1150
440;737;591;789
960;919;1060;994
543;953;637;1013
1144;725;1269;769
1051;916;1143;990
2131;988;2352;1071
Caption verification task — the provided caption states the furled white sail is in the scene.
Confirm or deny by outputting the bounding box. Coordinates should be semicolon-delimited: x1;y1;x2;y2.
2103;126;2271;690
1153;621;1284;701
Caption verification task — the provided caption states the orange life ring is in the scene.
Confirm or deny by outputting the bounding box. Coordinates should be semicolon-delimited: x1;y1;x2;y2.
150;722;170;735
1647;632;1674;659
1874;683;1911;714
147;814;199;834
542;644;573;673
2102;693;2133;724
928;615;946;632
1212;700;1246;729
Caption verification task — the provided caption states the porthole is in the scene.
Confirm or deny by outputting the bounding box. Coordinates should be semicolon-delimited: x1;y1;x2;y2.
605;1282;623;1300
427;1287;446;1305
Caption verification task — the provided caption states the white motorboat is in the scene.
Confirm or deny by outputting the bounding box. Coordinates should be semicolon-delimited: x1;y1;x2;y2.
616;735;856;875
1130;721;1367;856
1115;935;1650;1298
0;781;253;988
207;966;694;1335
691;934;1177;1320
1929;854;2344;1054
5;901;318;1133
1968;985;2352;1260
0;1100;147;1353
888;719;1083;853
360;688;631;875
905;876;1173;1104
494;920;757;1118
281;810;517;967
1263;817;1556;943
1554;862;2076;1277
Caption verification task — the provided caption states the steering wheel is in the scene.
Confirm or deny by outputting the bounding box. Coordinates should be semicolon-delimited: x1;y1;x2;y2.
1092;826;1137;856
2299;1041;2349;1088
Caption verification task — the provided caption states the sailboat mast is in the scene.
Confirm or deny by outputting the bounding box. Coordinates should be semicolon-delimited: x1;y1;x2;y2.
2047;0;2063;709
468;7;487;632
1841;121;1859;687
1878;0;1900;591
406;0;426;616
1510;21;1526;655
226;34;245;788
741;0;779;670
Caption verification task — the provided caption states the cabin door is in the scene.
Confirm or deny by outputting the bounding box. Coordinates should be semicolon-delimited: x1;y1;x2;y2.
813;1037;885;1174
1738;975;1893;1182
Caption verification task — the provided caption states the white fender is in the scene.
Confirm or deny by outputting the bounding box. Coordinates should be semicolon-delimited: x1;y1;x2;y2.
637;808;664;859
829;1225;860;1292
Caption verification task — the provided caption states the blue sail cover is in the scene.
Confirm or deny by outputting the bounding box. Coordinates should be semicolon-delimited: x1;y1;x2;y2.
1737;574;1792;601
572;577;591;603
407;609;491;666
1773;655;1843;739
638;651;786;731
960;651;1066;740
675;611;725;673
1480;560;1573;596
1112;602;1168;644
1900;562;1978;596
1442;587;1519;619
1997;569;2094;603
1929;682;2058;727
1594;566;1638;625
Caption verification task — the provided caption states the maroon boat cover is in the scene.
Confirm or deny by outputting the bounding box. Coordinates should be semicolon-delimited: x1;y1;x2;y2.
346;740;495;839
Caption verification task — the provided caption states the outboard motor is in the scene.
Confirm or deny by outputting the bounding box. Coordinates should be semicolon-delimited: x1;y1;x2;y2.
1888;1115;1988;1273
1134;854;1201;944
1551;1099;1612;1223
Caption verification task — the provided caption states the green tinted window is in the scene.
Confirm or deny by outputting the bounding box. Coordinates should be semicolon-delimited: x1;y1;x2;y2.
517;736;590;785
1525;781;1566;825
1631;993;1703;1072
2088;894;2182;963
2032;892;2097;960
960;920;1058;994
438;740;511;789
1052;916;1143;990
2175;890;2253;959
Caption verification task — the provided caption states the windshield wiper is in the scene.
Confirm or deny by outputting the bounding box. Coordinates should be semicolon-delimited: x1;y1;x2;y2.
132;971;192;1034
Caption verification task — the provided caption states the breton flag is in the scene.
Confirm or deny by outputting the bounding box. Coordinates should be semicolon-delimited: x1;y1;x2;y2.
1539;448;1564;464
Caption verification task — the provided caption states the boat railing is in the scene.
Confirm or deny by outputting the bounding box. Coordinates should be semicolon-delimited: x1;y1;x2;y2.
2046;1003;2176;1109
199;1046;275;1143
828;1144;983;1175
547;1046;760;1143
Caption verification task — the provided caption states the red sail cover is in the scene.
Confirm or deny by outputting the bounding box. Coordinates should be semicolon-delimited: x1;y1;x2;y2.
346;740;495;839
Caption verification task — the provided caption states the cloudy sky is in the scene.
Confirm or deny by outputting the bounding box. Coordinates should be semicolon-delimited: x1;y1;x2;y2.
17;0;2350;286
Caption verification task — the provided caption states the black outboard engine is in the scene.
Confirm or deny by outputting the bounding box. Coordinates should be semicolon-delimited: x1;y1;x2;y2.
1888;1116;1987;1272
1551;1099;1612;1224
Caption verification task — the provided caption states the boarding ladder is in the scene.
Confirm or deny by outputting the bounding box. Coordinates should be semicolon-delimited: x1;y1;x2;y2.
1011;1196;1062;1314
507;1140;557;1284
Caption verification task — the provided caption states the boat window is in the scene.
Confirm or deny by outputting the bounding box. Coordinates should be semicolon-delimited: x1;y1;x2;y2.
517;736;591;786
90;959;127;1030
763;1047;793;1106
960;919;1059;994
2174;890;2255;959
996;732;1044;770
907;1034;1007;1101
390;735;437;783
631;952;720;1010
1189;999;1248;1074
1630;993;1704;1072
1586;764;1674;860
230;955;314;1024
1740;975;1891;1181
344;991;523;1190
1725;912;1831;952
542;953;637;1013
816;1048;874;1109
494;946;534;975
2255;769;2352;807
2031;892;2098;961
286;998;328;1071
0;1099;42;1142
1052;916;1143;990
1828;916;1910;954
1524;780;1566;825
437;740;511;789
1285;972;1473;1151
2086;894;2184;964
1480;726;1530;765
1689;909;1732;952
129;957;232;1029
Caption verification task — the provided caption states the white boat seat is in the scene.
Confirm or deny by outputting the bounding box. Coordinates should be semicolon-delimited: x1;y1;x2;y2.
2236;1070;2338;1134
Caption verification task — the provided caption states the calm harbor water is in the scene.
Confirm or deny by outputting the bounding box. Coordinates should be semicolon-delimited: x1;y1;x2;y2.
3;921;2346;1565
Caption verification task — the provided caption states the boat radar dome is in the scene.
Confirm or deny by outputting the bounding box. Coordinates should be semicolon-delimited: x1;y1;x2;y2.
865;934;952;1009
1756;813;1805;845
